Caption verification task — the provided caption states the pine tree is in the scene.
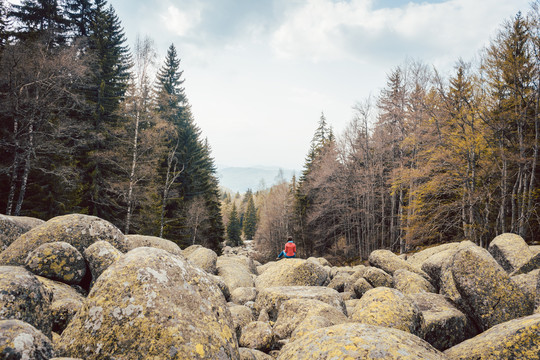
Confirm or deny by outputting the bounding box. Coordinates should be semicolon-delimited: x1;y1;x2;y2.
155;44;224;250
9;0;70;45
227;203;242;246
65;0;93;37
243;190;257;240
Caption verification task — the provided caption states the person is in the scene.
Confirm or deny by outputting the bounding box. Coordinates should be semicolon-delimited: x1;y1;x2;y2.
277;236;296;259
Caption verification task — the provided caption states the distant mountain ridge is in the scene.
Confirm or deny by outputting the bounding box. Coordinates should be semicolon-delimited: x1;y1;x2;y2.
217;166;296;193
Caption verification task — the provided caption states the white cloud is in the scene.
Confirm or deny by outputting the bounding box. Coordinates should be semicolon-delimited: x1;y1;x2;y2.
271;0;529;64
161;5;202;37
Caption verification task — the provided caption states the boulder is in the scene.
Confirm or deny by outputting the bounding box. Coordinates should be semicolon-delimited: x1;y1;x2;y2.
0;266;53;337
409;292;475;351
0;214;127;266
229;304;255;339
488;232;533;273
406;243;460;269
369;249;430;280
450;241;534;331
273;298;349;340
36;276;85;334
83;241;122;284
217;256;256;292
326;271;351;292
4;215;45;232
239;321;274;352
393;268;436;294
362;266;393;288
187;247;218;274
349;287;423;336
0;214;28;251
511;251;540;276
352;277;373;298
57;247;239;359
239;347;273;360
182;244;203;257
255;258;328;288
289;315;334;341
0;319;54;360
124;234;182;256
444;313;540;360
231;287;258;305
511;269;540;312
24;242;86;285
421;247;459;290
255;286;346;322
277;323;446;360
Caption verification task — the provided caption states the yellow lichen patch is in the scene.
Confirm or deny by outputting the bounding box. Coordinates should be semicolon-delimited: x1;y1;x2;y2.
195;343;205;357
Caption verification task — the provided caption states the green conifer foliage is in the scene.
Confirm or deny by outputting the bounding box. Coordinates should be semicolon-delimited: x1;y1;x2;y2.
242;191;257;240
227;203;242;246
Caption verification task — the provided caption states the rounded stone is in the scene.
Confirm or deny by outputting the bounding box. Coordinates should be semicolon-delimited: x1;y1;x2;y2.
0;319;54;360
25;241;86;285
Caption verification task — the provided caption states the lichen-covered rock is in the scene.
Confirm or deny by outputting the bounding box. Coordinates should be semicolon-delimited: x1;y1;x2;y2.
124;234;183;256
369;249;431;281
217;256;256;292
24;242;86;285
444;313;540;359
0;319;54;360
406;243;460;269
0;214;127;266
362;266;393;288
231;287;258;305
450;241;534;331
0;214;27;251
57;247;239;360
0;266;53;337
255;259;328;288
187;246;218;274
393;268;436;294
350;287;423;336
239;321;274;352
511;269;539;312
409;292;475;351
326;271;351;292
182;244;203;257
276;323;446;360
255;286;346;322
229;304;255;339
352;277;373;298
239;347;274;360
488;232;533;273
83;240;122;285
273;298;348;340
290;315;334;341
511;251;540;276
35;276;85;334
421;247;459;290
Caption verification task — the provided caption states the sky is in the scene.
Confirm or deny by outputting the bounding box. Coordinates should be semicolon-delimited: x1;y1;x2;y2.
108;0;531;172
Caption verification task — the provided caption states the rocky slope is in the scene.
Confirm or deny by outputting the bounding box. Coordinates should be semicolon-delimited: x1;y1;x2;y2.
0;214;539;359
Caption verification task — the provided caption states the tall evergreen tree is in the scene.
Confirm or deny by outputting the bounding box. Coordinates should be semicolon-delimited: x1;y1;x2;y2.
65;0;93;37
243;190;257;239
155;44;224;250
227;203;242;246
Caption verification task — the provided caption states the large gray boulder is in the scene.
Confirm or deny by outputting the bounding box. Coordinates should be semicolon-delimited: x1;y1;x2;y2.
217;256;256;292
488;233;534;273
57;247;239;359
273;298;349;340
255;286;345;322
124;234;182;256
24;242;86;285
187;246;218;274
230;287;258;305
277;323;446;360
0;319;54;360
362;266;393;288
36;276;85;334
239;321;274;352
0;214;45;251
83;240;122;285
349;287;423;336
0;266;52;337
229;304;255;339
0;214;127;266
239;347;273;360
369;249;431;281
409;292;475;351
421;247;460;290
450;241;534;331
406;243;460;269
393;268;436;294
255;259;328;288
444;313;540;359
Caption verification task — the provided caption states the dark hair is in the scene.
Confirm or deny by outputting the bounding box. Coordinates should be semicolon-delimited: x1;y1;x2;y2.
287;236;293;241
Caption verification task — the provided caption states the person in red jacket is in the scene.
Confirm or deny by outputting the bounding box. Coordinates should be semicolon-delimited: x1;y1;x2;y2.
277;236;296;259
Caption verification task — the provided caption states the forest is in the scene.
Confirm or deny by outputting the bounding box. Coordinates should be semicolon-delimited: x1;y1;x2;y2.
1;0;539;261
252;3;540;262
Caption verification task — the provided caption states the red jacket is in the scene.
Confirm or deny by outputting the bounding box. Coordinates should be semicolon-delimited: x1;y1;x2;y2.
284;241;296;257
